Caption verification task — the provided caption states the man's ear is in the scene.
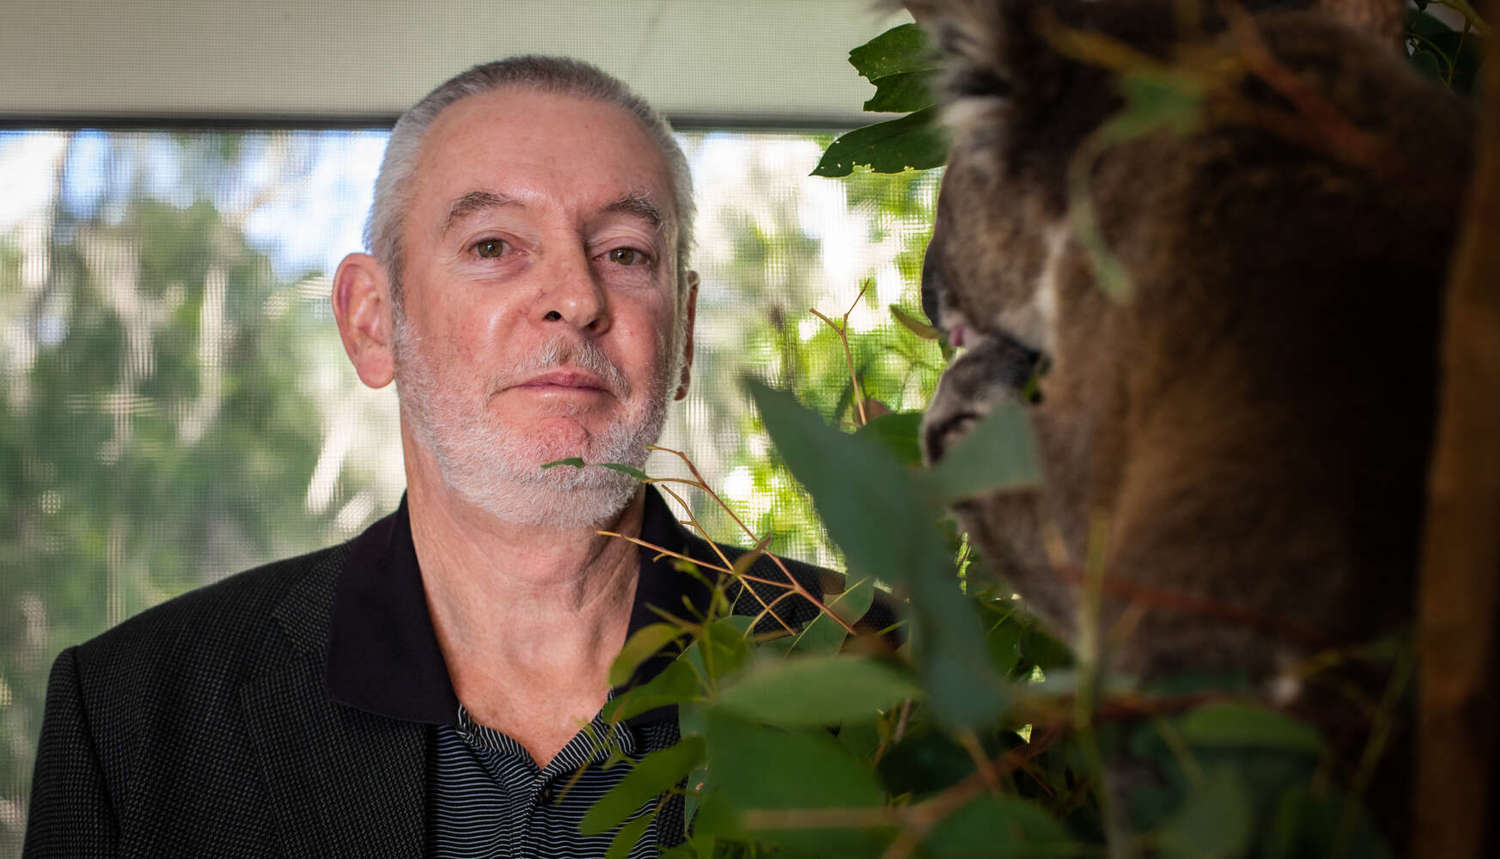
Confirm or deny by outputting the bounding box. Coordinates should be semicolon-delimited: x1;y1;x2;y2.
331;252;396;389
674;271;699;401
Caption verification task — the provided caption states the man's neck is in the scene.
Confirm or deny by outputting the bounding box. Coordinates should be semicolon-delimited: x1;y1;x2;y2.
403;447;647;765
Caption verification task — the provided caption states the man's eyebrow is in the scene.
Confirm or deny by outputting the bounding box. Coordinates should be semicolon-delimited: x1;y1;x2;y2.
603;193;665;228
442;191;520;234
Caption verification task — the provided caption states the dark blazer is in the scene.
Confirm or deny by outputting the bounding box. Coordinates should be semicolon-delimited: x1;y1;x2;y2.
23;496;888;857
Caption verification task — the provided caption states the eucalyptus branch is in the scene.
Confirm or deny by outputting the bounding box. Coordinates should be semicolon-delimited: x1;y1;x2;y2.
810;280;872;427
647;445;859;636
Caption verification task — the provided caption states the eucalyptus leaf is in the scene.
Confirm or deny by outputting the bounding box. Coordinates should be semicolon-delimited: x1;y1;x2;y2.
684;616;752;686
604;658;699;724
705;710;888;855
864;71;938;113
714;656;921;726
604;814;654;859
1177;702;1326;757
854;411;924;467
789;609;848;654
601;462;650;480
541;457;586;469
746;378;1006;726
579;737;705;835
923;397;1041;503
923;794;1080;857
813;109;948;177
849;23;934;81
609;622;684;687
1155;765;1252;859
890;303;940;339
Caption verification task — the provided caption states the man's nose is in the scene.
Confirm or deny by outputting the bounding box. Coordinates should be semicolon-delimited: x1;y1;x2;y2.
537;244;609;334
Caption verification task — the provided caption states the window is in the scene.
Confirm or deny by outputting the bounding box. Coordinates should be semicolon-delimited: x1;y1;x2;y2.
0;126;938;843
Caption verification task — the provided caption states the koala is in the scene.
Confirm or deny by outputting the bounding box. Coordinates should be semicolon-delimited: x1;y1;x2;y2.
918;0;1472;717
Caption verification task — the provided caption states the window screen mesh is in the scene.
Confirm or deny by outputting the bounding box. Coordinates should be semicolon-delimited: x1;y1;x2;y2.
0;128;939;846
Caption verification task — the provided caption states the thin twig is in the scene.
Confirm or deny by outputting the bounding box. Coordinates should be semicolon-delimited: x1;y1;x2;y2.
810;280;872;427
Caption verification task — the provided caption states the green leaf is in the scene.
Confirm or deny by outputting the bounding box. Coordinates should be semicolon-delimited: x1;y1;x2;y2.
1267;785;1395;859
854;411;924;467
923;397;1042;502
890;303;939;339
746;378;1007;727
746;379;937;591
923;795;1079;857
610;622;684;687
849;23;934;81
1156;765;1253;859
580;736;706;835
864;71;938;113
604;814;654;859
683;616;752;686
541;456;586;469
604;658;699;723
789;608;849;654
813;108;948;177
826;573;877;627
601;462;649;480
714;656;921;726
706;710;888;854
1177;702;1326;757
1101;69;1204;143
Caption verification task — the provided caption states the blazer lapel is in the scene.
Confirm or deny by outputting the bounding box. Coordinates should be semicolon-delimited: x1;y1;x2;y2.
238;536;428;858
241;655;426;858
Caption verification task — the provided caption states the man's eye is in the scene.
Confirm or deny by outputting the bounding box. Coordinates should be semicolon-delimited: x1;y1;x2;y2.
473;239;508;259
607;247;649;266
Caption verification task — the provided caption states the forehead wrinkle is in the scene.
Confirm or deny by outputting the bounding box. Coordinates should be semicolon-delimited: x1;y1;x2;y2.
441;190;521;235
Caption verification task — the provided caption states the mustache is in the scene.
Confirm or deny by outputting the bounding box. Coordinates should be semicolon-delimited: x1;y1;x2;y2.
495;336;633;398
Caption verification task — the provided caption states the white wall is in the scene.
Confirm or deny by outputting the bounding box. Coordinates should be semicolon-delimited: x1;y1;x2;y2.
0;0;912;126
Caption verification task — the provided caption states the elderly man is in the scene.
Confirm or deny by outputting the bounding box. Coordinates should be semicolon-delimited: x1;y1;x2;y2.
25;57;851;857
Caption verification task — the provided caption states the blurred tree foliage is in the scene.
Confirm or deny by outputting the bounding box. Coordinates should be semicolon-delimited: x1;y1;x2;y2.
0;133;365;852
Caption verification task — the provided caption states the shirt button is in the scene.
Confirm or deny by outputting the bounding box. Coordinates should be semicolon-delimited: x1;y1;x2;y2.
537;785;554;806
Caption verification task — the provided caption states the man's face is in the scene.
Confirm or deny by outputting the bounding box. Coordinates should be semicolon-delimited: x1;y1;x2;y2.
390;87;687;526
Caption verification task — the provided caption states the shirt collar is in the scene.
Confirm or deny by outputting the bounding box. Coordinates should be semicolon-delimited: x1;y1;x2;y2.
325;486;716;727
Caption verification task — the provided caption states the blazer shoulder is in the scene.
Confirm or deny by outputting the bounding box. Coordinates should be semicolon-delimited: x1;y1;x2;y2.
70;540;349;697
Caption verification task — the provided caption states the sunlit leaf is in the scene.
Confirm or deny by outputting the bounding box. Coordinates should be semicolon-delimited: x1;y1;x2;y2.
580;737;705;835
890;303;939;339
714;656;921;726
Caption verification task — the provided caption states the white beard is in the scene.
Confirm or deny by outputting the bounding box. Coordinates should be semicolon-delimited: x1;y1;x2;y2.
392;318;673;529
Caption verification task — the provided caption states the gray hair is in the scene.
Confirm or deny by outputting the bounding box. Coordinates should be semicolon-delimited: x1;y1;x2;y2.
365;56;696;310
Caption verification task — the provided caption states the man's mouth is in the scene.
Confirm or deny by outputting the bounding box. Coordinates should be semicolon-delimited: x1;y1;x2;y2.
510;370;611;393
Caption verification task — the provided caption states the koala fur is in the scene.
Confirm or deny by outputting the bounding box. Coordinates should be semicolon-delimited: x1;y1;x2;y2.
919;0;1473;701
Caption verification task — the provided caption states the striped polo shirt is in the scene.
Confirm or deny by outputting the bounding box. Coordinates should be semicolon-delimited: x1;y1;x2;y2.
324;486;843;857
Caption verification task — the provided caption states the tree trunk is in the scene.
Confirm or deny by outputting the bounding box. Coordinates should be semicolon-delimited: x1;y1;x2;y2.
1416;13;1500;858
